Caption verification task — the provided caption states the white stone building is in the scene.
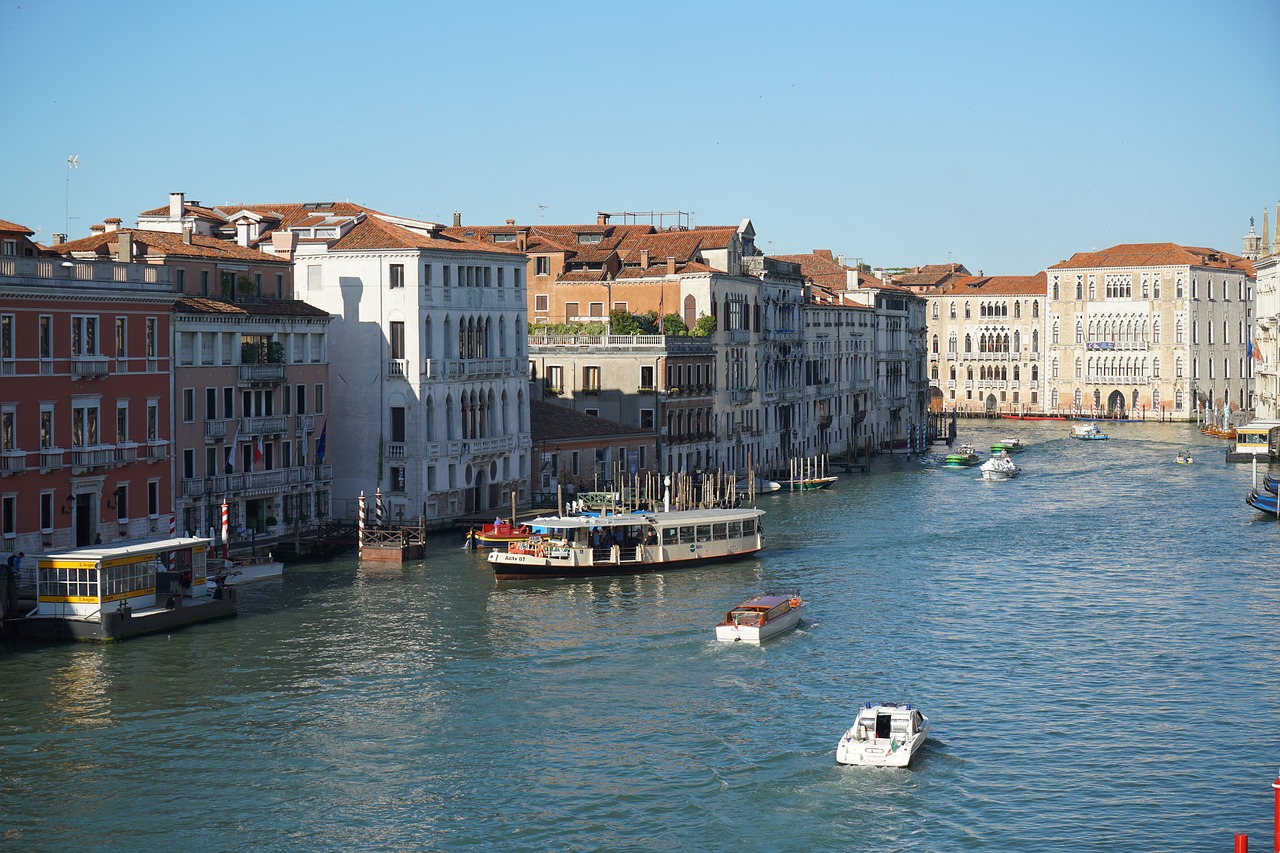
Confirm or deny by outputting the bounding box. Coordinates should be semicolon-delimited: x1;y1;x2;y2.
1044;243;1255;420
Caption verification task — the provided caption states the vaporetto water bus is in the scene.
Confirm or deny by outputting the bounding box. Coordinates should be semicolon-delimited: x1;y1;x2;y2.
487;507;765;581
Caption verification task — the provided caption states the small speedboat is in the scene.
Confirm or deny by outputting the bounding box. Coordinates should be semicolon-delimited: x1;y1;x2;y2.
715;593;804;643
736;476;782;495
990;437;1024;454
1071;422;1109;440
468;518;535;547
782;476;837;491
836;702;930;768
943;445;980;467
1175;451;1195;464
214;556;283;586
980;451;1021;481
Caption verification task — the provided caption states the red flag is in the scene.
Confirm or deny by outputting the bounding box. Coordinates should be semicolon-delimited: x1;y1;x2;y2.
253;436;264;466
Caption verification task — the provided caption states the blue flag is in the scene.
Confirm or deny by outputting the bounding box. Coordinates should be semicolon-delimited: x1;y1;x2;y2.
316;419;327;463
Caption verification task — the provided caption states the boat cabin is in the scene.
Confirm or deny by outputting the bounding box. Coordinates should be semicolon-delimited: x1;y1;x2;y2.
722;594;799;627
35;537;211;619
1233;420;1280;459
856;703;925;740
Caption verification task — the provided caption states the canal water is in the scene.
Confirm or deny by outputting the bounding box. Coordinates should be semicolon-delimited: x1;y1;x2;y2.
2;421;1277;851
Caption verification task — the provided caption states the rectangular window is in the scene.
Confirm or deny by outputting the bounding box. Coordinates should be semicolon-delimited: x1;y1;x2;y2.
640;409;654;430
498;268;504;288
176;268;186;291
146;318;157;358
183;448;195;479
391;465;406;492
206;446;217;476
0;314;11;361
307;265;321;291
116;404;127;444
200;270;209;296
423;264;432;287
390;321;405;360
205;387;217;419
639;366;654;391
546;365;563;392
276;273;284;298
114;317;126;357
1;408;13;452
39;316;52;360
224;386;234;419
314;384;324;414
536;257;550;276
390;264;404;289
583;366;600;392
443;266;451;287
147;402;158;442
71;316;98;356
534;294;549;313
588;303;604;317
571;451;580;476
514;269;522;290
2;495;14;538
148;481;159;518
182;388;195;422
40;408;53;449
73;403;101;447
390;407;406;443
41;492;53;532
565;302;579;320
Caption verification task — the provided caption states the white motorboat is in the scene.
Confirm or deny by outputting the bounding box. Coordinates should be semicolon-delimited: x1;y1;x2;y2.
836;702;930;768
735;476;782;495
214;556;283;586
1070;422;1109;440
714;593;803;643
980;451;1021;481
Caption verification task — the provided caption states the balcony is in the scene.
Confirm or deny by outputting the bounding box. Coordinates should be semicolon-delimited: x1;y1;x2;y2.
242;416;288;435
729;388;755;406
145;440;169;463
115;443;139;464
204;420;228;441
1085;340;1149;352
1085;374;1151;385
386;359;410;378
40;449;64;471
0;451;25;475
71;357;110;380
237;363;285;386
0;360;14;376
463;435;516;456
581;386;601;396
423;357;516;381
386;442;406;459
295;415;314;433
72;447;115;470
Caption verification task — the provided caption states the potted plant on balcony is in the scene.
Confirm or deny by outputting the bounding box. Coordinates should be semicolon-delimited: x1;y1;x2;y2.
265;515;278;535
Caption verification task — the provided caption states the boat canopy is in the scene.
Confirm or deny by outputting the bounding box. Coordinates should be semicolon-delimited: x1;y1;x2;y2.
522;508;764;530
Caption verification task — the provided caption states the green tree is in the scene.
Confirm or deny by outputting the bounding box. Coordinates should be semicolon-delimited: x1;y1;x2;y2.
609;309;641;335
690;315;717;337
662;313;688;336
636;310;660;334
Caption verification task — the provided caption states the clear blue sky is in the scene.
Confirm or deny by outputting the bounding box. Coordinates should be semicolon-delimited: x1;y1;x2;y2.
3;0;1277;274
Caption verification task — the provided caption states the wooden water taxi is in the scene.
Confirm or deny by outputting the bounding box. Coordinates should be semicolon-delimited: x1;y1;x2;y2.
715;593;803;643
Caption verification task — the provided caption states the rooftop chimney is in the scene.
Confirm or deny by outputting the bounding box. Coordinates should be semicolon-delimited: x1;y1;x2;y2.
89;223;105;235
182;227;193;245
640;249;650;269
116;232;133;262
103;217;122;233
516;232;527;251
169;192;185;220
666;256;676;276
452;211;461;227
597;213;610;226
236;219;252;248
505;218;515;226
51;233;66;245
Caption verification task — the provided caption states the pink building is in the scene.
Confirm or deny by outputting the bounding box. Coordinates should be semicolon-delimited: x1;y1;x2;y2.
1;219;177;555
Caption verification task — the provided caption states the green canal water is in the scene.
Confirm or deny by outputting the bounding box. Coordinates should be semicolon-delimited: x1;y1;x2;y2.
2;420;1278;851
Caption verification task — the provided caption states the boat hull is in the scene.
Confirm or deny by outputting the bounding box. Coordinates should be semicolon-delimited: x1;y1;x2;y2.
835;728;928;768
220;559;283;585
1247;490;1279;515
492;546;763;581
981;469;1018;481
715;604;803;643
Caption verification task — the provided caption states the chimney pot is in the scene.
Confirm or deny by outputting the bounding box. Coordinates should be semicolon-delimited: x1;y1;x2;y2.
666;256;676;275
505;219;515;226
89;224;105;234
51;233;67;245
182;227;193;245
516;233;527;251
452;211;461;227
641;249;650;269
116;232;133;262
169;192;185;220
103;217;121;233
236;219;252;248
597;213;609;226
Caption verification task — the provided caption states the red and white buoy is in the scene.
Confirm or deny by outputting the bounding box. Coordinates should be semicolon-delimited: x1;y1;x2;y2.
220;500;229;559
1272;769;1280;852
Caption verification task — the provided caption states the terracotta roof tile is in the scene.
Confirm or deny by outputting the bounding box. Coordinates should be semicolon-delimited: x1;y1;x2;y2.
328;216;523;255
931;272;1048;297
0;219;34;235
52;228;290;264
1047;242;1248;273
531;399;650;442
176;296;331;318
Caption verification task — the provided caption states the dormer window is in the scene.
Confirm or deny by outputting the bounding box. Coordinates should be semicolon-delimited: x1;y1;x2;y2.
493;233;516;244
577;233;603;244
315;228;337;238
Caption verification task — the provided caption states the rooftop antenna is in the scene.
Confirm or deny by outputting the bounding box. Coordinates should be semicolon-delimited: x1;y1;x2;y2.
65;154;79;236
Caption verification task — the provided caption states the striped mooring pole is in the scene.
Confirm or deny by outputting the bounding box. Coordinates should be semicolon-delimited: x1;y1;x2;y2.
357;491;365;549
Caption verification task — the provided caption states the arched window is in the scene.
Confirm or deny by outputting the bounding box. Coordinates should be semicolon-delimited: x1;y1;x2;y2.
1013;330;1021;351
1031;364;1038;381
1052;321;1060;344
948;333;957;353
949;366;956;381
964;302;971;319
964;334;972;353
1052;282;1060;301
1013;302;1021;319
931;364;938;380
949;303;956;319
1051;357;1059;379
931;301;940;318
1032;329;1039;352
1075;357;1082;378
1075;320;1084;344
1152;357;1160;378
931;334;939;354
1032;301;1040;318
1013;365;1020;381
